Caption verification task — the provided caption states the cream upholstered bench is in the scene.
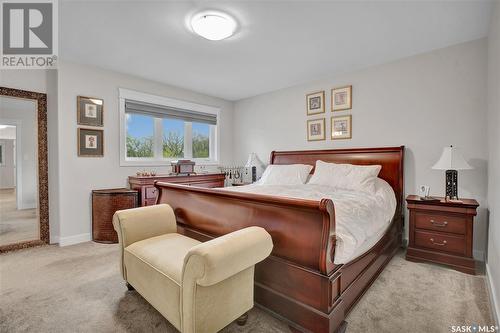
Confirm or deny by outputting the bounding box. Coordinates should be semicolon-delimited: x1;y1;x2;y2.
112;204;273;333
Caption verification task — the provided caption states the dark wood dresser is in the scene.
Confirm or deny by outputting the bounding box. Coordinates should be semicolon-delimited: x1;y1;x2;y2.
129;173;225;207
406;195;479;274
92;188;139;243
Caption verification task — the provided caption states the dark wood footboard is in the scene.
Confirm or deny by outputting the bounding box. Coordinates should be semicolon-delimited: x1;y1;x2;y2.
156;183;337;275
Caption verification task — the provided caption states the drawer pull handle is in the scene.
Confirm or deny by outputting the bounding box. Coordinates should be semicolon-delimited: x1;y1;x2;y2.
430;238;447;246
430;220;448;227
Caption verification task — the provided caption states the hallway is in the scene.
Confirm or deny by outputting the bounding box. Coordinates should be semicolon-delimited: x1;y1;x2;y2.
0;188;38;246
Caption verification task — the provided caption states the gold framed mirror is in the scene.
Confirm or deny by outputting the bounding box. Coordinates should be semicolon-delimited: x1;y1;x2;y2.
0;87;49;252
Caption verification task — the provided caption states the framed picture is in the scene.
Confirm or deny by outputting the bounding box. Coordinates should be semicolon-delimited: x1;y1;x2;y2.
331;115;352;140
78;128;104;157
418;185;431;198
306;91;325;115
331;85;352;111
307;118;326;141
77;96;104;127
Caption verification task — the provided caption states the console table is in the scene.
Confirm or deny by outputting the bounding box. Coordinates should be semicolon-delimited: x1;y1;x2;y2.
129;173;225;207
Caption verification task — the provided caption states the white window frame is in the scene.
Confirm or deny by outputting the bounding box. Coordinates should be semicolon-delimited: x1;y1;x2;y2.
119;88;220;166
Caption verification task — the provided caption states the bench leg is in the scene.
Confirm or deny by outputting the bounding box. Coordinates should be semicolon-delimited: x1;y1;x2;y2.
236;313;248;326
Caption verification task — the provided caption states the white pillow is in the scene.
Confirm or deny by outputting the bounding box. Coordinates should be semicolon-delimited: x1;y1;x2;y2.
308;160;381;194
258;164;313;185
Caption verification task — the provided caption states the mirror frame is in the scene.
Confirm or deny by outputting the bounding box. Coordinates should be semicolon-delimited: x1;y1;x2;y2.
0;87;49;252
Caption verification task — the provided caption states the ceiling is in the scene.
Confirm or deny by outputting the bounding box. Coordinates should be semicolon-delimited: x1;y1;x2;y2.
60;1;493;101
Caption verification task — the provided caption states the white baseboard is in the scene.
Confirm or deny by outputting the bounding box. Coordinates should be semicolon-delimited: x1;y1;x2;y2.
486;263;500;326
58;233;91;247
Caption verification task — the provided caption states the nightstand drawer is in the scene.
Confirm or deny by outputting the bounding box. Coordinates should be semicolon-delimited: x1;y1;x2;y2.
415;212;466;234
414;230;466;256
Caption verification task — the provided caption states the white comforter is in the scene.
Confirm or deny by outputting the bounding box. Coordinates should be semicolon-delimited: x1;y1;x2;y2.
223;179;396;264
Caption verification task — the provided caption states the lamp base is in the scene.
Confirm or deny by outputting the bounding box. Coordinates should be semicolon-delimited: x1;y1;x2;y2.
445;169;458;200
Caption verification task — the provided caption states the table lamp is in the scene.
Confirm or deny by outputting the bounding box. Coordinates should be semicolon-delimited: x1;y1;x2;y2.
432;145;472;200
245;153;266;182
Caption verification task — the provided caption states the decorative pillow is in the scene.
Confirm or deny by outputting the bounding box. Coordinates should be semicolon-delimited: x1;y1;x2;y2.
308;160;382;194
258;164;313;185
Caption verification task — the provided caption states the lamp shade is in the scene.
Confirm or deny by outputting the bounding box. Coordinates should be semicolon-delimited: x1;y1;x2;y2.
432;146;473;170
245;153;266;178
245;153;265;168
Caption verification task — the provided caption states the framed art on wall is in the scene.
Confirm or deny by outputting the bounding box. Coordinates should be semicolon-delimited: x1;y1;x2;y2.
78;128;104;157
307;118;326;141
331;115;352;140
306;91;325;115
331;85;352;111
77;96;104;127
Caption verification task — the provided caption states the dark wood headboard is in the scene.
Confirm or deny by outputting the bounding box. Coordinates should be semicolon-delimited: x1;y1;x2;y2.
270;146;405;217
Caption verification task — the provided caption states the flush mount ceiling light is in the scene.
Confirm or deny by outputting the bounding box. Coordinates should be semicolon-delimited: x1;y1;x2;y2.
190;11;237;41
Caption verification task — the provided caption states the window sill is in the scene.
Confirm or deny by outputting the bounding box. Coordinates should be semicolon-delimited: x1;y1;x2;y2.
120;159;219;167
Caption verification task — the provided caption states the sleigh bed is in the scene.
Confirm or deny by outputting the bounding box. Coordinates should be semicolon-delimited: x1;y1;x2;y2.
155;146;405;333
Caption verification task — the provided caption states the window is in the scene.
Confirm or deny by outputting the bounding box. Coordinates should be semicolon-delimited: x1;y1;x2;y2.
192;122;210;158
126;113;154;158
120;89;219;166
162;118;184;158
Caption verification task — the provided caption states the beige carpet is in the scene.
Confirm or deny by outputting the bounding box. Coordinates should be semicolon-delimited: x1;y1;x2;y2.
0;188;39;246
0;242;495;333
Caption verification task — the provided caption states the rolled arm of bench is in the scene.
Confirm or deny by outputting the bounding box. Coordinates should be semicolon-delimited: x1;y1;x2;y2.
113;204;177;249
182;226;273;287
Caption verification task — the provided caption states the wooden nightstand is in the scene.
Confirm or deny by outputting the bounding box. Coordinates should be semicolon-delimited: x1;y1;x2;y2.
406;195;479;275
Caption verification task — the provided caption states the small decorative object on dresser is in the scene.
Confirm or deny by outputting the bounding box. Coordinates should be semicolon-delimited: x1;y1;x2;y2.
306;91;325;115
331;85;352;111
406;195;479;275
307;118;326;141
171;159;195;175
78;128;104;157
92;188;138;243
77;96;104;127
331;115;352;140
129;173;225;206
432;145;473;201
418;185;431;198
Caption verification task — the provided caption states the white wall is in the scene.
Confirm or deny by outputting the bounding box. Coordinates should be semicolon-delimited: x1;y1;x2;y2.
56;62;234;244
1;69;60;242
0;139;15;189
0;97;38;209
487;1;500;323
233;39;489;259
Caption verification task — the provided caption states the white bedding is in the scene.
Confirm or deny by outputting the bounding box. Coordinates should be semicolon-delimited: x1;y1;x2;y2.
223;178;396;264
